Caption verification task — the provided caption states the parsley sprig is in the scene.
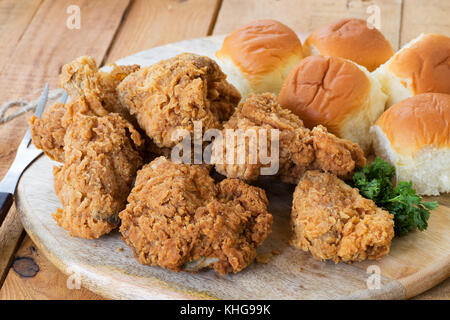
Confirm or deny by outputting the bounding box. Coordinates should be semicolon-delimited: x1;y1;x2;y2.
351;158;438;236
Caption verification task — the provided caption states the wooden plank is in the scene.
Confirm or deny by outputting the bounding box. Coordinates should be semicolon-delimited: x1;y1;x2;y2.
0;236;104;299
213;0;402;50
400;0;450;46
105;0;222;63
0;0;132;299
0;0;43;74
0;0;131;104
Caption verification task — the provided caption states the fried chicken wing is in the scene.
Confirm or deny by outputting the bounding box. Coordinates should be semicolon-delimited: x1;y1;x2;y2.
32;55;139;163
53;110;143;239
117;53;241;148
31;53;141;161
291;170;394;263
59;55;140;120
119;156;272;275
212;93;366;183
30;93;109;162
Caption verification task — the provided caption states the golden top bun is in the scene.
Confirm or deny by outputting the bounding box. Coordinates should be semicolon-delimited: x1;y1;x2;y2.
215;19;303;94
375;93;450;156
278;55;371;131
278;55;387;152
387;34;450;95
304;18;394;71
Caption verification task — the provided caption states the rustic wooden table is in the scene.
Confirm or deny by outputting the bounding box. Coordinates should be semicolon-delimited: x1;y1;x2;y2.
0;0;448;300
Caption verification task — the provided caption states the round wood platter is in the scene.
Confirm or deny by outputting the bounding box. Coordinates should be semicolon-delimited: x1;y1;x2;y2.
16;36;450;300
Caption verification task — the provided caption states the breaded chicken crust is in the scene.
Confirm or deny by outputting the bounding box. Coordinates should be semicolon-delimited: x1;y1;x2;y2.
119;157;272;275
32;55;139;163
212;93;366;183
30;102;67;162
53;110;143;239
30;93;109;162
117;53;241;148
59;55;139;121
291;170;394;263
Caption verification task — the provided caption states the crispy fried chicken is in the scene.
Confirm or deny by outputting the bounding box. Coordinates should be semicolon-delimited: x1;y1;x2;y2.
119;156;272;275
117;53;241;148
53;108;143;239
30;101;67;162
59;56;140;121
291;170;394;262
30;93;109;162
31;55;141;162
212;93;366;183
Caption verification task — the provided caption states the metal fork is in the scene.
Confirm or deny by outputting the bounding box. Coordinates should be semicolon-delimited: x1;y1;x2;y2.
0;84;68;227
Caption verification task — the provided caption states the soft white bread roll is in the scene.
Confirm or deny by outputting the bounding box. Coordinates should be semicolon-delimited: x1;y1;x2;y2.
303;18;394;72
374;33;450;108
371;93;450;195
215;19;303;98
278;55;387;153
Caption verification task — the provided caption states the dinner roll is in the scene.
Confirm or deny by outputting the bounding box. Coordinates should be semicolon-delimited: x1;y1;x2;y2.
278;55;387;153
374;33;450;108
371;93;450;195
215;19;303;98
303;18;394;72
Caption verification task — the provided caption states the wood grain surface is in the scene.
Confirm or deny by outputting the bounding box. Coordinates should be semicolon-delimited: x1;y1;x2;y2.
0;0;449;299
0;237;103;300
0;0;42;75
400;0;450;46
105;0;222;63
0;0;130;103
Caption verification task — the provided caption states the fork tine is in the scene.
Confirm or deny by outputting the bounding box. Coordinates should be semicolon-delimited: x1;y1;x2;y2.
59;90;68;104
34;83;49;118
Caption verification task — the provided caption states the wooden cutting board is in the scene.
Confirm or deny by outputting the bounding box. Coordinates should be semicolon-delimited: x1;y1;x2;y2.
16;36;450;300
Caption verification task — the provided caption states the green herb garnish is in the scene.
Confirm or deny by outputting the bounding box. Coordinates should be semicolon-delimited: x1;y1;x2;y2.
351;157;438;236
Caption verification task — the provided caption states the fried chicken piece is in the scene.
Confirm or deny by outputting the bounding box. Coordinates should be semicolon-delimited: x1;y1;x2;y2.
32;55;138;162
59;55;140;121
291;170;394;263
30;102;66;162
30;93;109;162
119;156;272;275
117;53;241;148
310;125;368;178
212;93;366;183
100;63;142;112
53;111;144;239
